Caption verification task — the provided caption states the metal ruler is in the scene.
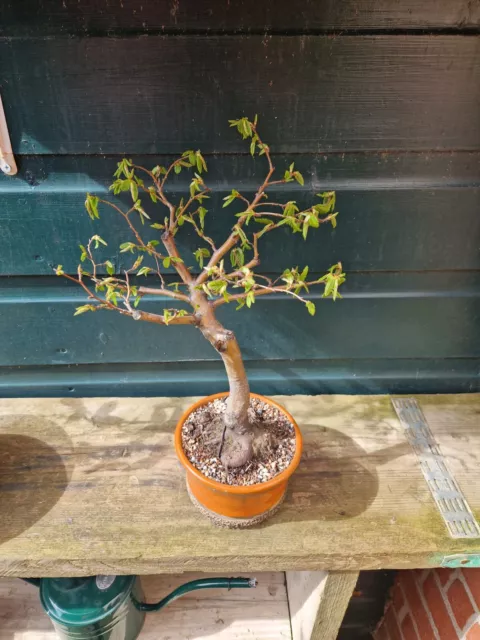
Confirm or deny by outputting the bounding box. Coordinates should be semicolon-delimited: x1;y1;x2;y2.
391;398;480;539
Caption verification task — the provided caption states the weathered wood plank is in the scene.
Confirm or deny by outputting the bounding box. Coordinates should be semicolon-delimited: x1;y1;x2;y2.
286;571;358;640
0;394;479;577
0;274;479;367
1;357;479;398
0;36;478;154
1;153;479;275
309;573;359;640
0;572;291;639
1;0;478;36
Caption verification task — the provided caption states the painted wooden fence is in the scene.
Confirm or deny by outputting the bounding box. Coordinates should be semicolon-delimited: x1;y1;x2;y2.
0;1;478;396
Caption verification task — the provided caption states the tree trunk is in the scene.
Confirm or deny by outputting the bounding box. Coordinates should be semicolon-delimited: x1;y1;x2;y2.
191;289;253;467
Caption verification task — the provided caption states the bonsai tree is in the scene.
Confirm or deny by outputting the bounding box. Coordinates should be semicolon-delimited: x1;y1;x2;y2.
56;117;345;469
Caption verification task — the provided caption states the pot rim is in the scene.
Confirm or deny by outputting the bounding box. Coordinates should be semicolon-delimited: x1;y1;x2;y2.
174;391;303;495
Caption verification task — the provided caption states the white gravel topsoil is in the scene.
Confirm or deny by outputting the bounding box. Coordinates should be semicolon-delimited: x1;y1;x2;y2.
181;397;296;486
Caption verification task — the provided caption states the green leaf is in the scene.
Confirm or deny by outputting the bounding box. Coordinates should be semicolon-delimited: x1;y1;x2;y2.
308;214;319;228
254;217;274;226
91;234;107;248
234;225;251;249
208;279;228;295
306;301;316;316
163;257;171;269
137;266;152;277
294;171;304;186
151;223;164;230
300;266;309;281
152;165;166;177
302;220;309;240
222;190;239;208
163;309;172;325
194;247;210;269
195;150;207;174
85;194;100;220
79;244;87;262
330;212;339;229
323;276;335;298
174;164;182;175
134;200;150;221
113;158;133;179
148;187;158;203
235;298;246;311
198;206;207;229
74;304;96;316
246;291;255;308
313;203;333;215
284;201;299;217
120;242;136;253
55;265;64;276
132;255;144;270
134;296;141;307
230;247;245;268
105;260;114;276
130;181;138;202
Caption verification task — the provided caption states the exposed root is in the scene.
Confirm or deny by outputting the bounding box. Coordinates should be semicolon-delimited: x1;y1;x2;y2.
220;430;253;468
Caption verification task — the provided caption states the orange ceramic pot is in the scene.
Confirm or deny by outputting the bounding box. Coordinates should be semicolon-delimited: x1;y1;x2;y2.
174;392;302;524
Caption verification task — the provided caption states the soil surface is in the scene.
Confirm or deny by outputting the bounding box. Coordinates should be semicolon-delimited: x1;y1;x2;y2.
181;397;296;486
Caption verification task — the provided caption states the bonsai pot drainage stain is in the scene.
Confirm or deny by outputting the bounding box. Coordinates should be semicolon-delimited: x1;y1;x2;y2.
25;574;256;639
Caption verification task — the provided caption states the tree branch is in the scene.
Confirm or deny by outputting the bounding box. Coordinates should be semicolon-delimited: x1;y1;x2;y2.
162;232;194;285
212;279;324;308
135;286;190;302
196;127;275;286
132;309;196;325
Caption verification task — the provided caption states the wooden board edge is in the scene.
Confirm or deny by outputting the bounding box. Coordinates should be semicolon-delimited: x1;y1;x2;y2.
286;571;359;640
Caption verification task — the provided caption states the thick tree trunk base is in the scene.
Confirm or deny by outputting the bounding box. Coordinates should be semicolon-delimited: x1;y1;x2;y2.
181;395;297;485
197;415;286;469
219;428;254;468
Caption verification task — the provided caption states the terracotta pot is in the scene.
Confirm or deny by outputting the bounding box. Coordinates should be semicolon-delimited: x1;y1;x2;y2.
174;392;303;526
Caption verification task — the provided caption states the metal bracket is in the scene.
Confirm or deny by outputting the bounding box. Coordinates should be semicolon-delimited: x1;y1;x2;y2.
442;554;480;569
392;398;480;539
0;93;17;176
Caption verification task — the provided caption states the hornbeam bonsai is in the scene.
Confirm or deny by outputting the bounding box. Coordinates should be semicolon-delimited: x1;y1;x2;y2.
56;117;345;469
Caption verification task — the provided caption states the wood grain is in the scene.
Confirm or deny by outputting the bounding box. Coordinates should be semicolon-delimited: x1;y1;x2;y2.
0;278;479;367
1;357;479;399
1;0;478;36
286;571;359;640
287;571;329;639
310;572;358;640
0;572;291;639
0;394;479;577
1;37;478;154
1;153;479;276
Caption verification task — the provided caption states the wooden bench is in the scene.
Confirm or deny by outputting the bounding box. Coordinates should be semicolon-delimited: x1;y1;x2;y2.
1;394;479;639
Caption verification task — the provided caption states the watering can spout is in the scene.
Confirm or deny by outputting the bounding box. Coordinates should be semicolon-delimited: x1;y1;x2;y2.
134;576;256;612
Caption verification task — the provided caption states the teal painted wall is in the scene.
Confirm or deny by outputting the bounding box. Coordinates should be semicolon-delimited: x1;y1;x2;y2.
0;2;479;397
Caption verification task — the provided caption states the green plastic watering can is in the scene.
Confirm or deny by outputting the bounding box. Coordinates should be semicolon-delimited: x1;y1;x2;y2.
24;574;256;640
